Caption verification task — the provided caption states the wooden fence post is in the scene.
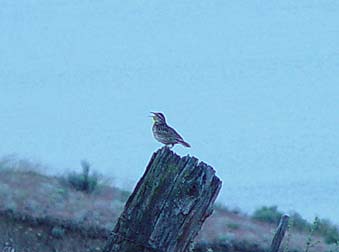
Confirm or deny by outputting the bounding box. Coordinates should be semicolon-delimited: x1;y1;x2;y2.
103;147;222;252
271;214;290;252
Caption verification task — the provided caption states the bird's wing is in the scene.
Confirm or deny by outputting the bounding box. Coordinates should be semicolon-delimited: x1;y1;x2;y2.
166;125;184;141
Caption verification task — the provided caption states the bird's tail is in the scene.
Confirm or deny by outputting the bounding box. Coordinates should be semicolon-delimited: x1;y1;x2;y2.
179;140;191;148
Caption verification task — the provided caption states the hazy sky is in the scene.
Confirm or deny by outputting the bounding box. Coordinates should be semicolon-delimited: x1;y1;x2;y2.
1;1;338;221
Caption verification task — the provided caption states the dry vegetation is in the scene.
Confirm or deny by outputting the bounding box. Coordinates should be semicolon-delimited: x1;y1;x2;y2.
0;159;338;252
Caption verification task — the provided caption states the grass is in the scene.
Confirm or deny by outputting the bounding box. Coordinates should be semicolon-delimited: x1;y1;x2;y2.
252;206;339;245
0;157;338;252
0;212;105;252
226;222;241;230
304;217;320;252
65;160;100;194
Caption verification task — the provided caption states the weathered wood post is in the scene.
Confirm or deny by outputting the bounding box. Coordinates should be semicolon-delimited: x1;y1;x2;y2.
270;214;290;252
103;147;222;252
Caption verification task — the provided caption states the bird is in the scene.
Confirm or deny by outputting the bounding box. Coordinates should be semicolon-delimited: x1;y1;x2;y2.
151;112;191;148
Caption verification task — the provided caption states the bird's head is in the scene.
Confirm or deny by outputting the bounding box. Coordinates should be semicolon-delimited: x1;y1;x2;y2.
150;112;166;124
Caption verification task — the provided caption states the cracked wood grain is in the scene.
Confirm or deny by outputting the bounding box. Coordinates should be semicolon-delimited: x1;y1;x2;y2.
103;147;222;252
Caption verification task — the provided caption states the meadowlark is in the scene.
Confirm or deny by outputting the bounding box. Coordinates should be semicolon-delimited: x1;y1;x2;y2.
151;112;191;148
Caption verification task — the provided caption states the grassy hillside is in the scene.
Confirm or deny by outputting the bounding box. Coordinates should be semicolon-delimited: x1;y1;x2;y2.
0;161;337;252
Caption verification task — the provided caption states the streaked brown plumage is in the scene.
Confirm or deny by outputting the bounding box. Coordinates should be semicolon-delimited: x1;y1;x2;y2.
151;112;191;148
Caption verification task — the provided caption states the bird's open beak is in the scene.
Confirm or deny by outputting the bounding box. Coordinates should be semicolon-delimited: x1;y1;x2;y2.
149;112;157;122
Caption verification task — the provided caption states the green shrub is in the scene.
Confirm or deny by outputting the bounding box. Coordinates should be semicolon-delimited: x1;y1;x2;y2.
51;226;65;239
253;207;312;232
317;218;339;244
289;211;310;232
226;222;240;230
252;206;282;224
67;160;99;193
253;206;339;245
